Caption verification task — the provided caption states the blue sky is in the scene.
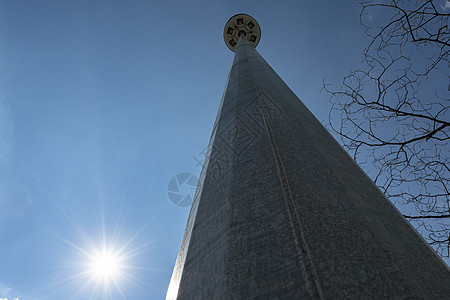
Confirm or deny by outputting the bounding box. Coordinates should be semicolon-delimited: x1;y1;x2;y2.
0;0;417;299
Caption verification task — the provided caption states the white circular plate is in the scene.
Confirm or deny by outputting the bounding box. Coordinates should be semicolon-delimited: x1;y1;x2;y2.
224;14;261;52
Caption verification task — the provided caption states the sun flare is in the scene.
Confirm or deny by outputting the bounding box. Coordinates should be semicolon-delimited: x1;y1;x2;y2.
90;250;122;280
50;216;150;298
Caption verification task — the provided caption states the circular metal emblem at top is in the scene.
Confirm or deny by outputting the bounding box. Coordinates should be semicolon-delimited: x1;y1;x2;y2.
224;14;261;52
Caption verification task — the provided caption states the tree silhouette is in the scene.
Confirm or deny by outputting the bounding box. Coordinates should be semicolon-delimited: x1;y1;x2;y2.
324;0;449;258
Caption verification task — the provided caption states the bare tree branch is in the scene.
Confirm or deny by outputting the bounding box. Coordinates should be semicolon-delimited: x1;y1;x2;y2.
325;0;450;258
404;214;450;219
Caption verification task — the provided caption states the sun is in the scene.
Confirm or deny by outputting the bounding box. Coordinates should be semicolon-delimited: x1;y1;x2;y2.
77;246;129;298
48;212;152;298
90;249;122;280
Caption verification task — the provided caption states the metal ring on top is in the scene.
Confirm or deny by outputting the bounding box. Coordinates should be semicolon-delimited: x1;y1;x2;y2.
223;14;261;52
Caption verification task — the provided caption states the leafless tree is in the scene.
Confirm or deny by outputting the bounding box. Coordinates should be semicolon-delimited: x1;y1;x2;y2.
324;0;449;258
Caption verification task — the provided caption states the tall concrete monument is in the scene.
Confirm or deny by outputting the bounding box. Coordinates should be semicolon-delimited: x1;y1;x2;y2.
166;14;450;299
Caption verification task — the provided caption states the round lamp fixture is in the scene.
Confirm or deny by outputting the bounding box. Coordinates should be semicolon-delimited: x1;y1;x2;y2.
224;14;261;52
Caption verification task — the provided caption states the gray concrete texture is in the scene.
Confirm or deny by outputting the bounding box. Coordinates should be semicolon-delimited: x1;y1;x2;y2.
166;35;450;299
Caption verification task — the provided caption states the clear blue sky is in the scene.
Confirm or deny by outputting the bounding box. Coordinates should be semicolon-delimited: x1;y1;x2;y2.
0;0;379;299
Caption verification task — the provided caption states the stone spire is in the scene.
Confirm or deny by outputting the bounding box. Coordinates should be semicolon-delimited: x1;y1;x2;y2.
166;14;450;299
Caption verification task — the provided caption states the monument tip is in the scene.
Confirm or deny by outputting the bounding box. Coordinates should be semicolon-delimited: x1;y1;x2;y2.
224;14;261;52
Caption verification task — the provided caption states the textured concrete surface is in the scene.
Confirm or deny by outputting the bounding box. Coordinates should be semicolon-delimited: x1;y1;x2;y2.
166;36;450;299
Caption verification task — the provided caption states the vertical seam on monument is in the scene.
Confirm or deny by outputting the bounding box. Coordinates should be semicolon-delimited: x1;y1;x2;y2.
244;46;324;300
